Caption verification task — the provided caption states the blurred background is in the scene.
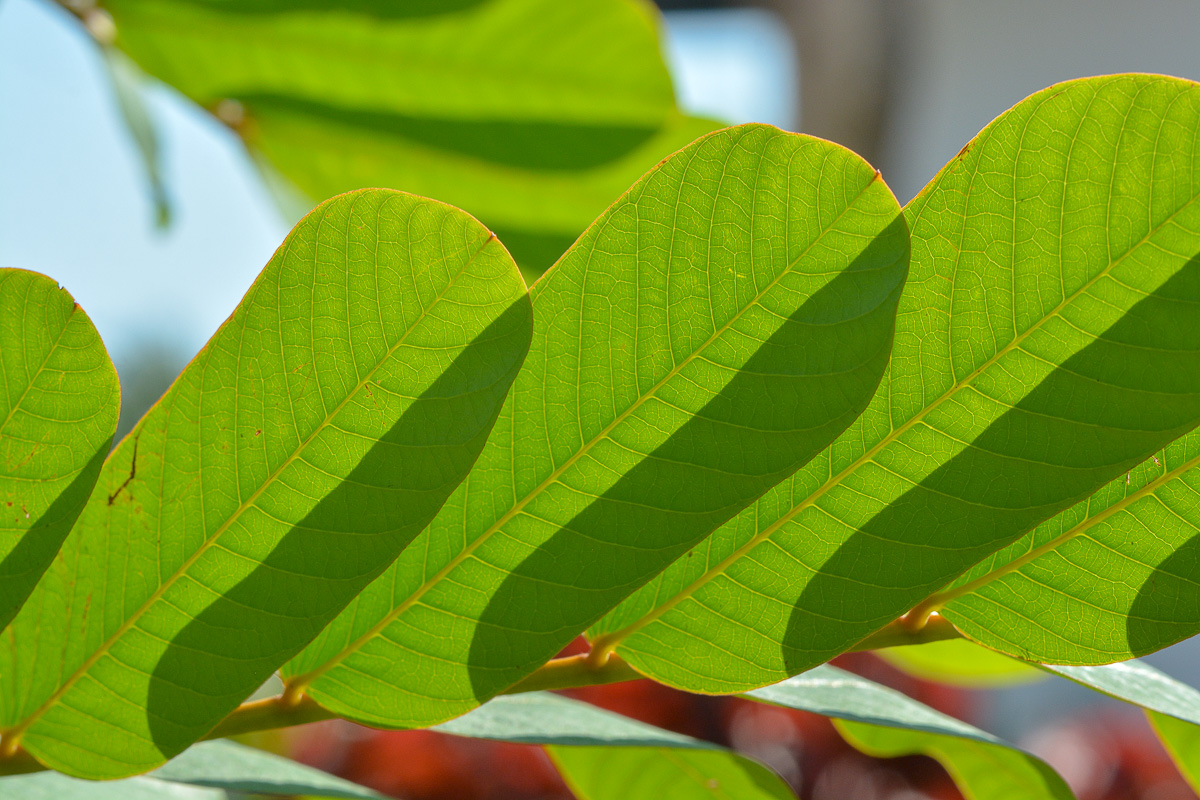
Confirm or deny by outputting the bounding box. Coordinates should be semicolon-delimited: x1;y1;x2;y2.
3;0;1200;797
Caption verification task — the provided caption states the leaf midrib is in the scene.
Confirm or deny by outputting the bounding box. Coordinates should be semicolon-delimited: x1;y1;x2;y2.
938;442;1200;614
3;223;497;744
596;180;1200;655
287;165;885;692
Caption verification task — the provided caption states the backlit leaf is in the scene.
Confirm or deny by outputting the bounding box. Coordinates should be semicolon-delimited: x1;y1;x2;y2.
282;123;909;728
0;190;532;778
589;74;1200;692
0;269;119;631
876;639;1046;688
103;0;719;273
941;430;1200;663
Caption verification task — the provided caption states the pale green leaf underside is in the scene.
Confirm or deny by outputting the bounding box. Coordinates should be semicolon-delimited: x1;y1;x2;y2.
0;773;219;800
944;429;1200;664
1042;661;1200;728
592;74;1200;693
104;0;706;272
747;665;1072;800
1;739;381;799
283;123;908;728
1040;659;1200;788
0;190;532;778
436;693;795;800
876;639;1046;688
151;740;383;799
0;269;119;631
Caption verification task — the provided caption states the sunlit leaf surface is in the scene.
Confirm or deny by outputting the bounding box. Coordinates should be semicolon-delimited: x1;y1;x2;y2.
0;190;532;778
0;269;119;631
283;123;909;728
748;666;1072;800
590;75;1200;692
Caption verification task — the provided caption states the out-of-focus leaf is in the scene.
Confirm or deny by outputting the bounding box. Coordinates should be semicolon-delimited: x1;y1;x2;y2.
877;639;1046;688
0;773;219;800
152;739;383;799
436;693;796;800
0;190;532;778
103;0;720;272
1042;661;1200;726
747;666;1073;800
248;104;720;274
0;269;119;631
1041;660;1200;792
589;74;1200;692
282;123;909;729
1149;710;1200;793
1;739;381;798
102;48;170;227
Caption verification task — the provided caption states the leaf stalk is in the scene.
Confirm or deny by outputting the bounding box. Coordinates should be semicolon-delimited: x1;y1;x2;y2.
0;620;959;776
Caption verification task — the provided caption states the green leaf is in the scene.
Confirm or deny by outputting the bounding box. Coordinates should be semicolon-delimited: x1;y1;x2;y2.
1042;661;1200;726
247;104;721;275
835;723;1073;800
1039;659;1200;790
747;666;1073;800
0;189;532;778
106;0;675;126
281;123;909;728
0;773;220;800
0;739;383;799
102;48;170;228
103;0;719;272
152;739;383;799
588;74;1200;692
876;639;1046;688
940;431;1200;663
1149;710;1200;793
0;269;119;631
436;693;796;800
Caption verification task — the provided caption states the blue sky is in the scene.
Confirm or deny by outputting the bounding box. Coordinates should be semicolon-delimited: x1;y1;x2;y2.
0;0;794;369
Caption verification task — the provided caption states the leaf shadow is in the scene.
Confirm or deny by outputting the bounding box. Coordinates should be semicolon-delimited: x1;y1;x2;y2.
785;251;1200;673
1127;530;1200;657
0;444;109;630
144;297;531;760
466;214;911;703
248;95;660;173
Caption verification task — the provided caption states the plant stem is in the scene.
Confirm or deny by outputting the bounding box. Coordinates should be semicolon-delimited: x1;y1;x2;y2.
204;694;336;741
211;653;639;738
0;620;961;776
0;745;41;776
505;652;641;693
849;613;962;650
